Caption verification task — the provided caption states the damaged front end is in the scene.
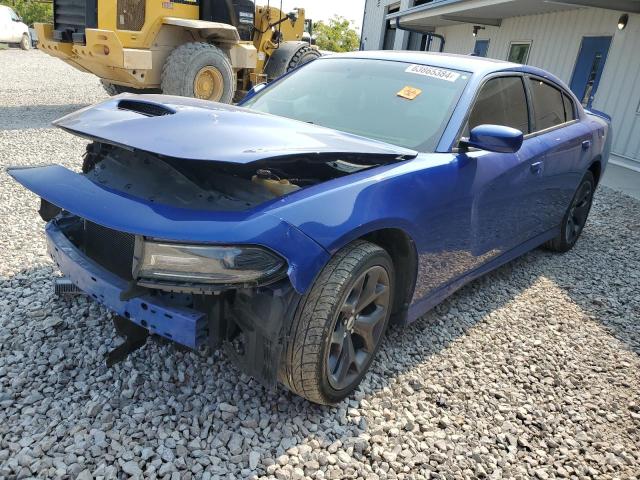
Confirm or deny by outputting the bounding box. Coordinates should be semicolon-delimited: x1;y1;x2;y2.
8;95;416;387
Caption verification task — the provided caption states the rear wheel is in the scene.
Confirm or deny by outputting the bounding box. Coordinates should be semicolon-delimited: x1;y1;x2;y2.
161;42;235;103
19;33;30;50
264;42;321;80
280;240;394;405
545;171;595;252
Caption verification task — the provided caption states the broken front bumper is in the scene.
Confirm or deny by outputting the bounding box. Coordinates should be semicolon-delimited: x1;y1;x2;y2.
46;221;207;349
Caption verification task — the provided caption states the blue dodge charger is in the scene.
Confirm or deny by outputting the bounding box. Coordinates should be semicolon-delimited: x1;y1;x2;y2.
9;52;611;404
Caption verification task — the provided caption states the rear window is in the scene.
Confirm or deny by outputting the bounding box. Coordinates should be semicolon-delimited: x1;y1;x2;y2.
563;93;576;121
529;78;566;131
243;58;470;153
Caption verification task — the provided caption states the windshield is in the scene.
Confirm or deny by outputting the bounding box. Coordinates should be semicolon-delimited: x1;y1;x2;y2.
242;58;470;152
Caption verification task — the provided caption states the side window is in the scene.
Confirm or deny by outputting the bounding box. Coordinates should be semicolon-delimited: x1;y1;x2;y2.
8;8;19;20
467;77;530;134
563;93;576;121
529;78;566;131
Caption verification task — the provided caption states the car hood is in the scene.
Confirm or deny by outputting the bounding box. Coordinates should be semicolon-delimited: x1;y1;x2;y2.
54;94;418;164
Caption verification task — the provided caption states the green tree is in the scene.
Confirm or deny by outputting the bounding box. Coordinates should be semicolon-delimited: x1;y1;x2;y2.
313;15;360;53
0;0;52;26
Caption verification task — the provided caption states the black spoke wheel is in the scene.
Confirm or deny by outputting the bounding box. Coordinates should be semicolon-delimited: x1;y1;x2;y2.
280;241;395;405
327;265;391;390
565;181;592;245
546;170;595;253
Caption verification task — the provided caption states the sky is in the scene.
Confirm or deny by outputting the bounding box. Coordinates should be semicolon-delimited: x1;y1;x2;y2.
257;0;366;28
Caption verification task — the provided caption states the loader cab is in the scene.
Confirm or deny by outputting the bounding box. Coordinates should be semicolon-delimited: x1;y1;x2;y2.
201;0;256;41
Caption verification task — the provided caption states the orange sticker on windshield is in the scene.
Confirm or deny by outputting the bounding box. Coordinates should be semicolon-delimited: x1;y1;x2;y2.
397;86;422;100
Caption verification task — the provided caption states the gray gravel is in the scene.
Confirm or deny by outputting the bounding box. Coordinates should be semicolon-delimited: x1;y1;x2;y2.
1;49;639;480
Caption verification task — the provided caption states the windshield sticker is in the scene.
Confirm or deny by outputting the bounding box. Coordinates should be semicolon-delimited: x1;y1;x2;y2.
397;86;422;100
406;65;461;82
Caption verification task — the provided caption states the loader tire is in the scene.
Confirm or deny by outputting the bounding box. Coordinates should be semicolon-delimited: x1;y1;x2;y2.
264;42;321;81
100;80;160;96
161;42;235;103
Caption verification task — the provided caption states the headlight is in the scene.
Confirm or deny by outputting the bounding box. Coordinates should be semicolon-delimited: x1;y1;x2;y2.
134;241;287;286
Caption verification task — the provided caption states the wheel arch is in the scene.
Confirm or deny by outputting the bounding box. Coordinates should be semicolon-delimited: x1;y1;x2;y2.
588;156;602;185
359;227;419;324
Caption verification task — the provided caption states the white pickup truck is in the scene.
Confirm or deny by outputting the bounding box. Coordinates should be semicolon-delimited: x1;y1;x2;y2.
0;5;30;50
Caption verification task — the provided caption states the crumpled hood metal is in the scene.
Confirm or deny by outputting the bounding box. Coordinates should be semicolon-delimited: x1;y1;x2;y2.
53;94;418;164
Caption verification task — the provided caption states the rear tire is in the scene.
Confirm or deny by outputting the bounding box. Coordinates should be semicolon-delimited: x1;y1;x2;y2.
161;42;235;103
280;240;394;405
19;33;30;51
545;171;595;253
264;42;321;80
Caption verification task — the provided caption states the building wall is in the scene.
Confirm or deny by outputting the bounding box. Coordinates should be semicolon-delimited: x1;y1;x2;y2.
361;2;640;167
362;0;413;51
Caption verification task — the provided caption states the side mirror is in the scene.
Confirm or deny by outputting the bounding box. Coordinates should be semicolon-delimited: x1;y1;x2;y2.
460;124;523;154
242;82;267;102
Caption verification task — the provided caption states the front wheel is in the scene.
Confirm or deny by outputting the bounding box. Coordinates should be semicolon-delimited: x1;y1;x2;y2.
280;241;394;405
545;171;595;252
161;43;235;103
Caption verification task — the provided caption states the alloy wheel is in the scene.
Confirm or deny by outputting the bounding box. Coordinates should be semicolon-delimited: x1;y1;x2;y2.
327;265;391;390
565;181;593;245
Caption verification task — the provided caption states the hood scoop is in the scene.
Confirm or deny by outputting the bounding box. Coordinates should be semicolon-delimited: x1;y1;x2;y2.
117;99;176;117
53;94;418;165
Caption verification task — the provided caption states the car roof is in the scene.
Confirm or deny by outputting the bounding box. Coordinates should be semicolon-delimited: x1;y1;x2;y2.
326;50;527;75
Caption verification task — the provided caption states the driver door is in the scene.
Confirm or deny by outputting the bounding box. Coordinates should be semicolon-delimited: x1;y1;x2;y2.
463;75;546;259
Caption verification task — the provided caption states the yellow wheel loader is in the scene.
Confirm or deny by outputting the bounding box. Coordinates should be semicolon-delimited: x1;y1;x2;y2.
34;0;321;102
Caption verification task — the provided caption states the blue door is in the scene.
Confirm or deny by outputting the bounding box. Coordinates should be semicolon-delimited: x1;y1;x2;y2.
473;39;489;57
570;36;612;108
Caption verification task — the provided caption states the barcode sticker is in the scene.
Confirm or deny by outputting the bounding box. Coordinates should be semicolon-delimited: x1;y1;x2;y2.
405;65;461;82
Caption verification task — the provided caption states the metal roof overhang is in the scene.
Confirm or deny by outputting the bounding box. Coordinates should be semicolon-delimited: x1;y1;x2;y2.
387;0;640;30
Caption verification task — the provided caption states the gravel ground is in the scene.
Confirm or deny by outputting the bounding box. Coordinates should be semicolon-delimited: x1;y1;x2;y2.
1;50;639;480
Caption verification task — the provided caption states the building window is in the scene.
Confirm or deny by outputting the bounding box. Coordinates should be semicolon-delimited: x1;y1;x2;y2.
507;42;532;64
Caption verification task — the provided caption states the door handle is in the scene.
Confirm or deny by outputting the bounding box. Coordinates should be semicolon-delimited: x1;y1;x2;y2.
530;161;544;174
582;140;591;150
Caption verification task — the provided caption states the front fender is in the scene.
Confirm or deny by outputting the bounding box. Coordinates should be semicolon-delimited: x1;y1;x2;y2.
8;165;330;294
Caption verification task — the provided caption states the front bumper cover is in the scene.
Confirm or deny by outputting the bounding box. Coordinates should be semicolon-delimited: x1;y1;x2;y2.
46;221;207;349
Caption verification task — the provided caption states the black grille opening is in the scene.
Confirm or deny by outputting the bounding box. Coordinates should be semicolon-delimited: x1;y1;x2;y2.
53;0;97;43
83;220;135;280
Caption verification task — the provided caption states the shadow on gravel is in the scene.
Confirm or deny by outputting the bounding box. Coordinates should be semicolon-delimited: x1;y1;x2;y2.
0;104;88;131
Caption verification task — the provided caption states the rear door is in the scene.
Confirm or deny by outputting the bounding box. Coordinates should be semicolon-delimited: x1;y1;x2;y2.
526;76;591;231
7;8;22;42
0;8;12;43
462;75;546;258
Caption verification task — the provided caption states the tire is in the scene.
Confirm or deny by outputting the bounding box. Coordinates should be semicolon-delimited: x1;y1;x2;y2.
161;42;235;103
19;33;30;51
264;42;322;80
280;240;395;405
100;80;161;96
545;171;595;253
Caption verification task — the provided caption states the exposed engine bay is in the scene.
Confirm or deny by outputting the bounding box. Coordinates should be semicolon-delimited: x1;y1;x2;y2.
80;142;386;210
